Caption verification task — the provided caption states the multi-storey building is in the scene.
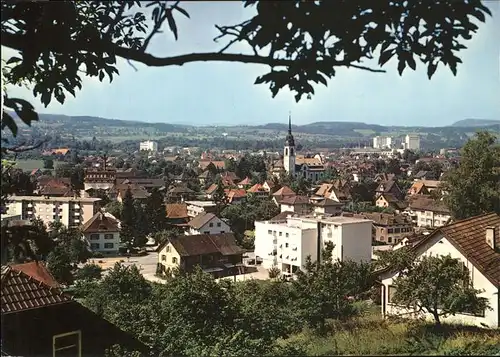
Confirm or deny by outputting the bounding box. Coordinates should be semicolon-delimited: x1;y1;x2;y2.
6;196;101;228
373;136;393;149
255;214;372;276
185;201;217;218
139;140;158;152
404;134;420;151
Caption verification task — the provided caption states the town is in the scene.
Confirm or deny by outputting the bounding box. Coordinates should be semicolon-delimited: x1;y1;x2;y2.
1;1;499;356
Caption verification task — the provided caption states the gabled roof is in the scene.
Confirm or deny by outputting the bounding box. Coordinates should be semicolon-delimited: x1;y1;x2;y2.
408;196;450;214
81;210;120;233
247;183;267;193
10;261;60;288
238;177;252;185
205;183;218;194
270;211;295;221
166;203;188;219
1;265;72;314
188;212;218;230
273;186;295;197
279;195;309;205
312;198;344;207
163;232;245;257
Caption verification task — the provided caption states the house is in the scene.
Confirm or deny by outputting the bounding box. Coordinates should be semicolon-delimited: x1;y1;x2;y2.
1;263;147;356
237;177;252;189
310;198;344;216
116;185;150;202
157;233;245;278
199;160;225;171
81;210;121;255
262;180;276;193
225;188;247;204
168;185;195;202
185;200;217;218
405;196;452;228
247;183;268;198
186;212;231;235
279;195;311;215
375;193;407;212
272;186;296;205
379;213;500;328
407;181;429;196
374;173;396;183
375;180;403;200
315;182;351;202
345;212;414;244
255;215;373;275
166;203;189;225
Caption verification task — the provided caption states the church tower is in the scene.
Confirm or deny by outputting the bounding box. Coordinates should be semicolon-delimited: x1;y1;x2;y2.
283;113;296;176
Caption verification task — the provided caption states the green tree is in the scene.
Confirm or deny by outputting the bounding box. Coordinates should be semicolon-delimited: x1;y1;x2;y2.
212;178;228;216
442;132;500;219
47;245;74;286
133;201;148;247
43;158;54;169
76;263;103;281
104;201;122;220
292;242;373;332
392;254;490;326
290;175;311;195
120;188;136;249
144;188;167;233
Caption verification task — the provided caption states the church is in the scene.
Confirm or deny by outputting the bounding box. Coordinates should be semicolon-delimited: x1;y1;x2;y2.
270;115;325;182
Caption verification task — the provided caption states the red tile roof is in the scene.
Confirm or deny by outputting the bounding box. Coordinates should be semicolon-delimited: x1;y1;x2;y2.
81;210;120;233
166;203;188;219
10;261;60;288
1;265;72;314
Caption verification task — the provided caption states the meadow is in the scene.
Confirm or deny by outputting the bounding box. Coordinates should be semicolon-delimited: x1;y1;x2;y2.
15;159;64;172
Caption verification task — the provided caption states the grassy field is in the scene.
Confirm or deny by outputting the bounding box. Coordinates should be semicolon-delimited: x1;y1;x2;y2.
15;159;64;172
280;304;500;356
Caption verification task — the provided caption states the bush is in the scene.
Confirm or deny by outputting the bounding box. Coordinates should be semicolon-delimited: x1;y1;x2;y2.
268;266;281;279
93;252;104;258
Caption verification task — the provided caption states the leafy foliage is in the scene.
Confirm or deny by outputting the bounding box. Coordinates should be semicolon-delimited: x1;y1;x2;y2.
392;254;490;325
442;132;500;219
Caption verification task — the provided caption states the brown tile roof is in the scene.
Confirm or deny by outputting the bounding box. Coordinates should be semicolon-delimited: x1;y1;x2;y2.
81;210;120;233
167;233;245;257
225;189;247;203
312;198;344;207
39;186;74;197
188;212;217;230
238;177;252;185
1;265;72;314
409;196;450;214
199;160;226;170
206;184;218;195
247;183;267;193
273;186;295;197
166;203;188;219
279;195;309;205
10;261;60;288
270;211;295;221
352;212;413;226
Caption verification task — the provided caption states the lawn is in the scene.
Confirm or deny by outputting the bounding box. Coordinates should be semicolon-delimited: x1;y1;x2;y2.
280;303;500;356
15;159;64;172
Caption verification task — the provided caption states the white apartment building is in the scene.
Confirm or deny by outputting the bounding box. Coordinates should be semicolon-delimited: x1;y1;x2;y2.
404;134;420;151
139;140;158;152
373;136;393;149
185;201;217;218
255;215;373;275
6;196;101;228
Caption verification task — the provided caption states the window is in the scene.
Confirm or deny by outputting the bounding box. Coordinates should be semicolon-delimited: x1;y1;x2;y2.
90;243;100;250
279;232;282;236
388;237;393;243
285;243;289;248
209;222;214;227
203;231;210;234
104;233;113;240
388;228;394;234
166;246;171;253
217;222;221;227
388;285;397;304
161;255;166;261
104;243;114;249
172;257;178;264
285;233;289;238
220;231;225;233
268;230;272;234
53;330;81;357
90;234;99;240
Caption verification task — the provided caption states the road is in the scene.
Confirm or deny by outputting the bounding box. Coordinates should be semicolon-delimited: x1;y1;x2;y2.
92;252;269;283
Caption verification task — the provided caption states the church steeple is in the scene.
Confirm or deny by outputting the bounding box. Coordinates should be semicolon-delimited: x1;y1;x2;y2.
285;112;295;147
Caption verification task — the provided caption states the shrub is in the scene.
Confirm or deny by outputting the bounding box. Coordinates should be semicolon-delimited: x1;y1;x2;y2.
268;266;281;279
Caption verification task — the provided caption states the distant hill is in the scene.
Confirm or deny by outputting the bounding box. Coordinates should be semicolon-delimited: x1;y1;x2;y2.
451;119;500;127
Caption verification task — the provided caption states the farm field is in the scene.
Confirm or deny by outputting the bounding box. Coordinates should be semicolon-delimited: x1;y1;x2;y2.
15;159;64;172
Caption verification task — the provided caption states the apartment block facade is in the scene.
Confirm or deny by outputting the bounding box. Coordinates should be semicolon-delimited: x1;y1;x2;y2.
6;196;101;228
255;215;373;276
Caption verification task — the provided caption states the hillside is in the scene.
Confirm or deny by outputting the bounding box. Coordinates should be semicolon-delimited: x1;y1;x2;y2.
451;119;500;127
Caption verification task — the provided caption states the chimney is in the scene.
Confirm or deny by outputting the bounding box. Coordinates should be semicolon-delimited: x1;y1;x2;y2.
485;227;496;250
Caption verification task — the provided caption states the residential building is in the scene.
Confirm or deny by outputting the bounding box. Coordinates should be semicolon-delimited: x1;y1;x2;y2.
185;200;217;218
404;134;420;151
157;233;245;278
375;180;403;200
139;140;158;152
5;196;101;228
379;213;500;328
255;215;373;275
186;212;231;235
166;203;189;225
373;136;393;149
310;198;344;216
81;210;120;255
83;168;116;193
279;195;311;215
405;196;451;228
1;263;147;356
345;212;414;244
247;183;269;198
375;193;407;212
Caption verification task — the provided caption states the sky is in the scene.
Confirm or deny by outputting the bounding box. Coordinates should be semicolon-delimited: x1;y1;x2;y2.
2;1;500;127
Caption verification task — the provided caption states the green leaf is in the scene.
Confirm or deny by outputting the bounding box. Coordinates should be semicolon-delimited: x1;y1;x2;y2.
166;10;178;40
406;55;416;70
397;60;406;75
1;112;18;137
6;57;22;65
427;62;438;79
174;5;190;18
378;49;395;66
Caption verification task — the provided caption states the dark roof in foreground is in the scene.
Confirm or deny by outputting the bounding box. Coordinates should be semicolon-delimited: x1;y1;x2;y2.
1;265;72;314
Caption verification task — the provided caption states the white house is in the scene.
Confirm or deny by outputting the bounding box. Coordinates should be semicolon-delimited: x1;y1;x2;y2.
185;200;217;218
186;212;231;235
81;210;121;255
255;214;373;276
379;213;500;328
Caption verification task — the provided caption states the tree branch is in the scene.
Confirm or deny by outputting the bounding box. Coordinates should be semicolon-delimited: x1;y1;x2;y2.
1;31;386;74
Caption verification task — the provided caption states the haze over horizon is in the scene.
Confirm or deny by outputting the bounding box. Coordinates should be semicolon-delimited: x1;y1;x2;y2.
3;1;500;127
